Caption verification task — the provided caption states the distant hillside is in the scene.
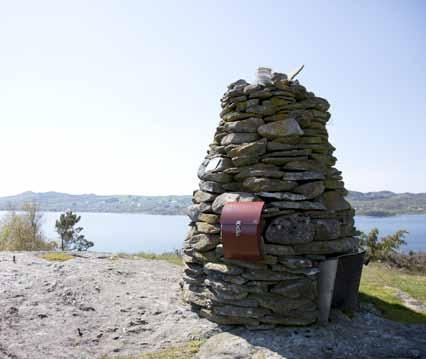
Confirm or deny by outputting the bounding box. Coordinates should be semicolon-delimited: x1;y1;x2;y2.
0;191;192;215
347;191;426;216
0;190;425;217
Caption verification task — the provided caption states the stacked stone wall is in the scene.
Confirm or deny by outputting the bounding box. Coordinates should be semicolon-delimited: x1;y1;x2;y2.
181;69;359;326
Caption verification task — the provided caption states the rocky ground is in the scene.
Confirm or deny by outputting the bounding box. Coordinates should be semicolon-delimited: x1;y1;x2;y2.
0;252;425;359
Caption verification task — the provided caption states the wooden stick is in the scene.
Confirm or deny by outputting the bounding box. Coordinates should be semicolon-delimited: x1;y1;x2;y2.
289;64;305;81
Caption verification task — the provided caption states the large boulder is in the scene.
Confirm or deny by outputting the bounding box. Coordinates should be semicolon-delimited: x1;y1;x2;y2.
265;215;315;244
257;118;304;139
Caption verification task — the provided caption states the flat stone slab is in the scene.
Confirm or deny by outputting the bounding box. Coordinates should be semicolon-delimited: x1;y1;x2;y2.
269;201;326;211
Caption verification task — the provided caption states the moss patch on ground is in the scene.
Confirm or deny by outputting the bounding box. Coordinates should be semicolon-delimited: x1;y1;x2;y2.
40;252;74;261
103;340;204;359
360;262;426;324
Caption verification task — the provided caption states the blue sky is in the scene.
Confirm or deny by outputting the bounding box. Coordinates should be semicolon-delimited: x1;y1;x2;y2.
0;0;425;196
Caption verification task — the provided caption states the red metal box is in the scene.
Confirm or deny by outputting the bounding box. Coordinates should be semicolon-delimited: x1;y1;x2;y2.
220;201;265;261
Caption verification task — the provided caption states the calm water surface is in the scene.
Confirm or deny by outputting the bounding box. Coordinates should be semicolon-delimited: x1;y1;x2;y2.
0;211;424;253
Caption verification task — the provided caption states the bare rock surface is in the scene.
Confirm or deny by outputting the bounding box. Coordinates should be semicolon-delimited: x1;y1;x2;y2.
0;252;219;359
1;252;425;359
197;310;426;359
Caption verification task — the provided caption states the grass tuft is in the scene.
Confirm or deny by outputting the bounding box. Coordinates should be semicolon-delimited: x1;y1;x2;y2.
102;340;204;359
40;252;75;261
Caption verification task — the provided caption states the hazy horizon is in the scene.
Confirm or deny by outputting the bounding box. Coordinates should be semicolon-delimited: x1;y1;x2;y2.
2;188;426;198
1;1;425;196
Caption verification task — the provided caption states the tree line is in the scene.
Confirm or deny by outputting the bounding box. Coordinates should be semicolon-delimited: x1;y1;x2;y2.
0;203;93;251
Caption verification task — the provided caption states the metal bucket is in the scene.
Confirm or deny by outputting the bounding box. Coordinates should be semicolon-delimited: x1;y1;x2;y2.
332;250;365;312
318;258;338;325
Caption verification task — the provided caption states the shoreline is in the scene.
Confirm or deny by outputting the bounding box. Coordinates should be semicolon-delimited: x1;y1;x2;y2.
2;208;426;218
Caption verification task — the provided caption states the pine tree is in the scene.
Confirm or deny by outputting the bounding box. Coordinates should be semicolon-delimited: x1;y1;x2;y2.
55;211;93;251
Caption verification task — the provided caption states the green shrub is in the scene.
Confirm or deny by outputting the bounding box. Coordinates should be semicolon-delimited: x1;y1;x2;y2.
0;203;57;251
360;228;426;273
360;228;407;261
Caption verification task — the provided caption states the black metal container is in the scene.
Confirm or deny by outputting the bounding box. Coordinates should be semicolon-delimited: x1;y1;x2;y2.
332;250;366;312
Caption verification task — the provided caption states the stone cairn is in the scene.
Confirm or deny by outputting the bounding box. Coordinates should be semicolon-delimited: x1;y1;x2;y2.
181;67;359;327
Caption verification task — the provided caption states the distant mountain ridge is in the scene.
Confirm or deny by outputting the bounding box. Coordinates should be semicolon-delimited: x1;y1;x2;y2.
0;190;425;217
347;190;396;201
347;190;426;216
0;191;192;215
